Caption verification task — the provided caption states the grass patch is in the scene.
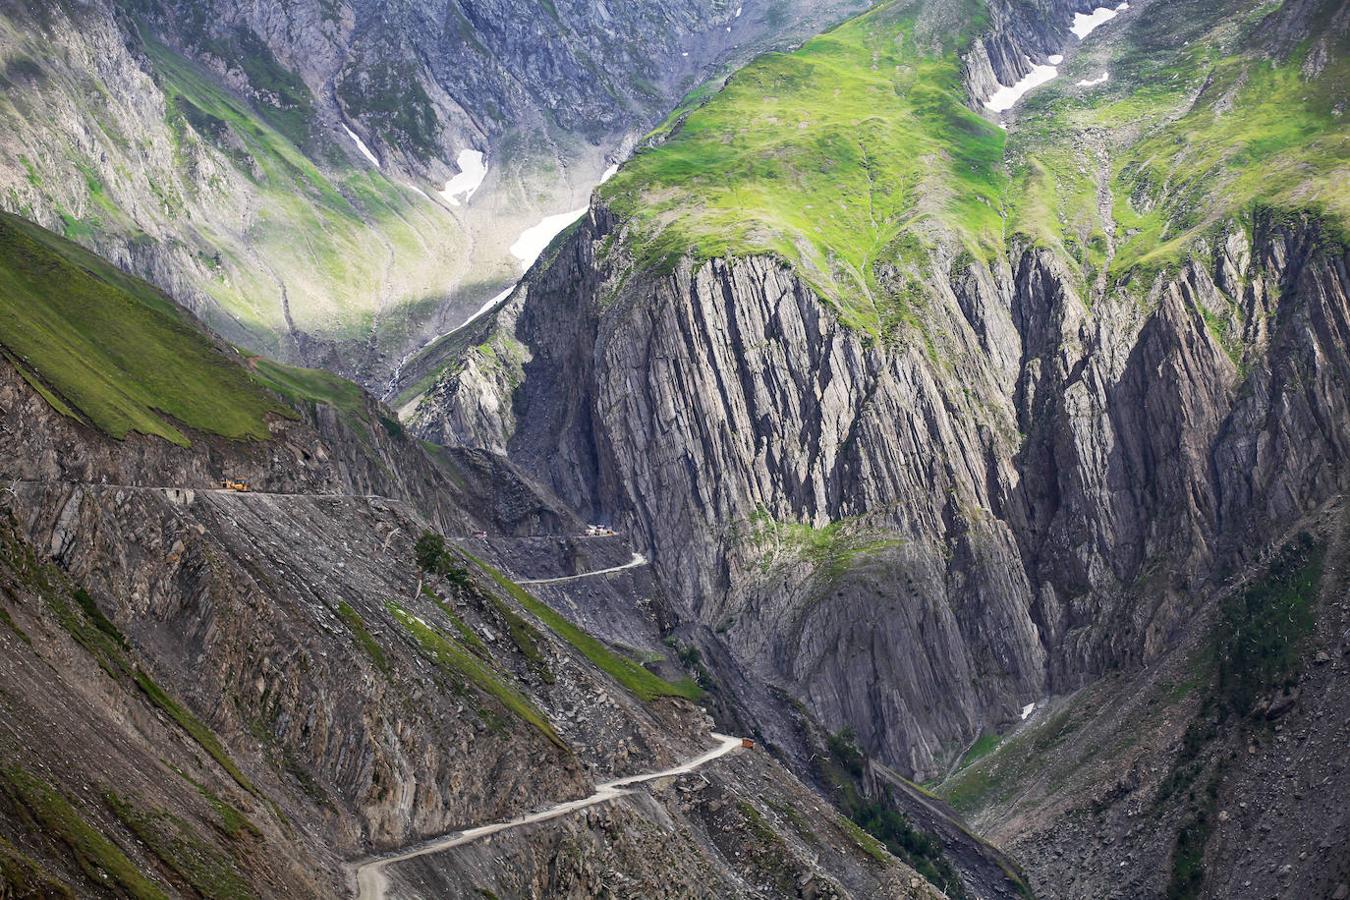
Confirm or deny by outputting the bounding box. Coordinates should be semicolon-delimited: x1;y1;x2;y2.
247;355;366;422
387;601;566;749
105;792;256;900
440;602;489;655
168;767;261;843
601;0;1005;335
0;765;167;900
1216;533;1324;714
0;603;30;645
957;732;1002;770
336;602;390;673
72;588;128;649
133;672;257;796
1164;771;1220;900
743;508;905;580
484;594;551;676
0;211;288;445
466;554;702;702
0;833;74;898
1007;0;1348;282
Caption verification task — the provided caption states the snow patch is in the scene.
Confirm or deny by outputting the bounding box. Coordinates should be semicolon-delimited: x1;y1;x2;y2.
984;57;1060;112
510;207;588;267
1021;702;1036;720
440;149;487;206
342;124;380;168
735;5;742;16
436;153;619;344
1077;71;1110;86
1047;54;1064;65
1072;5;1123;39
457;284;516;333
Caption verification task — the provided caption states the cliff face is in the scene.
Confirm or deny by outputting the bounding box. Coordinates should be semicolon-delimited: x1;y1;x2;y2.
0;216;962;897
413;202;1350;776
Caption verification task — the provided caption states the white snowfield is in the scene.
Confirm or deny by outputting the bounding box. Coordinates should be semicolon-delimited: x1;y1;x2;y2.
440;149;488;206
456;284;517;333
419;156;621;353
984;4;1127;114
984;58;1060;112
510;206;590;265
1077;71;1110;86
351;733;745;900
506;157;620;266
1021;702;1036;720
1072;2;1129;39
342;124;381;168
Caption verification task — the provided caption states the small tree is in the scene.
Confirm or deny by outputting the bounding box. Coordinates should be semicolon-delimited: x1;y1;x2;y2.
414;531;447;573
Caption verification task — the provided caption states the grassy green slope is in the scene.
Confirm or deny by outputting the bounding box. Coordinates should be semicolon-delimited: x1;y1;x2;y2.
143;33;459;344
0;211;287;445
601;0;1347;332
468;554;703;702
600;0;1005;335
0;3;467;358
1008;0;1349;285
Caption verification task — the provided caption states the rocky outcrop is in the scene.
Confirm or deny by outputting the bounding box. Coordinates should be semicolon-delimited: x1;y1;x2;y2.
964;0;1125;107
413;206;1350;779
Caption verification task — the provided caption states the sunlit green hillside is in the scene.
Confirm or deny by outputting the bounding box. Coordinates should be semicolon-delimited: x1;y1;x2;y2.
601;0;1006;335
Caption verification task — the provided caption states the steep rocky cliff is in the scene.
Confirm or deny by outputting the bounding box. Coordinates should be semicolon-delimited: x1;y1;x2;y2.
0;213;967;898
416;197;1350;774
408;4;1350;893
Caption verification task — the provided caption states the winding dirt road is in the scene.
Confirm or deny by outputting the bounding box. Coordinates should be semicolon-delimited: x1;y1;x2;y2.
351;733;744;900
515;552;648;585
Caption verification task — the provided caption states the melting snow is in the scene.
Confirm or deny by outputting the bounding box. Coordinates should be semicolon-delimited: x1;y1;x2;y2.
457;284;517;333
983;57;1060;112
1077;71;1110;86
1048;54;1064;65
510;207;589;267
342;124;380;168
1072;5;1124;39
735;5;742;16
440;149;487;206
438;155;617;345
1021;702;1036;720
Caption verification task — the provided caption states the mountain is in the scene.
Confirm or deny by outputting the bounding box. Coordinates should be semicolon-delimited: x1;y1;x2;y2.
0;0;866;388
406;0;1350;894
2;0;1348;896
0;208;979;897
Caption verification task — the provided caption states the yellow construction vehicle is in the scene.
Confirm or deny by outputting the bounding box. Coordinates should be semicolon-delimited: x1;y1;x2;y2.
222;479;251;492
